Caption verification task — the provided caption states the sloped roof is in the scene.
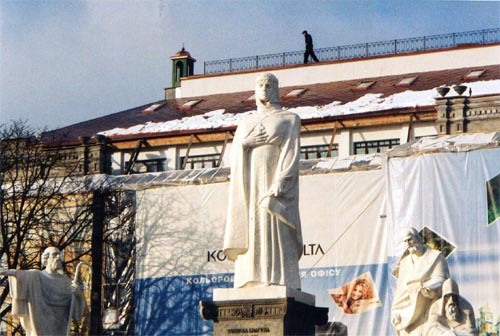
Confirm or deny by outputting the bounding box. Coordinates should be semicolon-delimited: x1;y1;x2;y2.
51;64;499;143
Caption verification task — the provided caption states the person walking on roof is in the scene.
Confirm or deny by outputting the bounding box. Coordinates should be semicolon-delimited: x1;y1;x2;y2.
302;30;319;63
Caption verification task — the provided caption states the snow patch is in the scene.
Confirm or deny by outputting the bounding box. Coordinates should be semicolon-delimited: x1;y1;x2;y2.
99;80;500;137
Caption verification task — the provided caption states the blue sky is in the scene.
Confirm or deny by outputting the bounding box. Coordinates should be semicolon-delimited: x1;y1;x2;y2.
1;0;499;130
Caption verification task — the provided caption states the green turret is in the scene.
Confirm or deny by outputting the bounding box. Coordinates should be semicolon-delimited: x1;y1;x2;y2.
170;47;196;87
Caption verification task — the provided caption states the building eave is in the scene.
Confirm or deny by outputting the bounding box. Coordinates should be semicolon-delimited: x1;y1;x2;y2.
105;106;437;150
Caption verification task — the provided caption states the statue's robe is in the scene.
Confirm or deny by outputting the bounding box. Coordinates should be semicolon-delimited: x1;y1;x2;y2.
391;248;449;336
424;295;477;335
224;108;303;289
9;270;85;336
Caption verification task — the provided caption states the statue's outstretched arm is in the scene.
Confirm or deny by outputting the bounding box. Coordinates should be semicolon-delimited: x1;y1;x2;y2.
0;270;16;277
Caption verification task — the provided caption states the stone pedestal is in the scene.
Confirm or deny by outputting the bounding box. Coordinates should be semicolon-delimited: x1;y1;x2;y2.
200;287;328;336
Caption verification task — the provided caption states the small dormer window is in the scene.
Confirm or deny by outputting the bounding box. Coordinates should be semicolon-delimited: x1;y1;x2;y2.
284;88;308;99
397;76;417;87
178;100;202;111
354;81;375;91
242;94;255;103
465;69;485;80
142;103;165;114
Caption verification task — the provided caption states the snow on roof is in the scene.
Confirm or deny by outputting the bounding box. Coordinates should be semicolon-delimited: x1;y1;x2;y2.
388;131;500;157
99;80;500;137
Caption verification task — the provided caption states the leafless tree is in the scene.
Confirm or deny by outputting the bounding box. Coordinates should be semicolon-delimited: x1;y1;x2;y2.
0;121;99;334
1;120;219;335
101;190;136;335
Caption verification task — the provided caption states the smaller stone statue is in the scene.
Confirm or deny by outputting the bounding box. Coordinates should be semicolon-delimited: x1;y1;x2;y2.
0;246;87;336
423;279;478;336
391;228;450;336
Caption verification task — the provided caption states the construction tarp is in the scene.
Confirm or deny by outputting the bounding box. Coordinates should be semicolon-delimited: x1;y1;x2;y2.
134;139;500;335
135;168;388;335
386;147;500;335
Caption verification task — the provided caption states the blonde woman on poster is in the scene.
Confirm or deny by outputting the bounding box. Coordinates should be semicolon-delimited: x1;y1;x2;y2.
330;272;382;314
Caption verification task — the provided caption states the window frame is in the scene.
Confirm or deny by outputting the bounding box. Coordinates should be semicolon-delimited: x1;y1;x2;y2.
125;158;166;174
300;144;339;160
353;138;400;155
180;153;221;170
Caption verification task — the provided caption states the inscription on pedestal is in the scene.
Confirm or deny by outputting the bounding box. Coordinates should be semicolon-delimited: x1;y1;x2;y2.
218;303;287;320
227;327;271;334
254;303;287;318
200;298;328;336
223;322;276;336
218;319;280;336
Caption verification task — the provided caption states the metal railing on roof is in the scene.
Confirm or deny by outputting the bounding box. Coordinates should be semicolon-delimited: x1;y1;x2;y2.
203;28;500;75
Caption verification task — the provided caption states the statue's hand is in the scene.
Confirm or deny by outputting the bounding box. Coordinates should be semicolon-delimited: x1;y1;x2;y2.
71;281;81;294
392;314;401;326
269;183;282;197
420;287;433;298
242;125;268;148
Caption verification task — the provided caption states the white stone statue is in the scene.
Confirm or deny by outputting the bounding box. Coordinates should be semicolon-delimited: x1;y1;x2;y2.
0;246;87;336
223;73;303;290
391;228;450;336
424;279;477;336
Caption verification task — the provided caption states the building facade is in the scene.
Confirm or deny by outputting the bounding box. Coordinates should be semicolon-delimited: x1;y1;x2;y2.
51;34;499;178
2;29;499;335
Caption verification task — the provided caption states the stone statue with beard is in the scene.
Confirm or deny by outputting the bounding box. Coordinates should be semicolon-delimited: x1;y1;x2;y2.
391;228;450;336
1;246;87;336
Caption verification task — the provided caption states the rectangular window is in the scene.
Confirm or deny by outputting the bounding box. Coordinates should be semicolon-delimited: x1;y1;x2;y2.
465;69;484;80
180;153;220;170
354;81;375;91
125;158;166;174
300;144;338;160
353;139;400;155
142;102;165;114
284;88;307;99
242;94;255;103
397;76;417;86
178;99;202;111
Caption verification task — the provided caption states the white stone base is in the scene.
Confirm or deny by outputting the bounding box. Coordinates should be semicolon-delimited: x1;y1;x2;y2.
213;286;315;306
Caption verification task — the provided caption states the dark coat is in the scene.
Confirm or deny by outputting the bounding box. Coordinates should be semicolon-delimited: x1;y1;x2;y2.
304;33;313;49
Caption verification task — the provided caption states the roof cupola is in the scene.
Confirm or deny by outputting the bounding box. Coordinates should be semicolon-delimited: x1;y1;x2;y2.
170;47;196;87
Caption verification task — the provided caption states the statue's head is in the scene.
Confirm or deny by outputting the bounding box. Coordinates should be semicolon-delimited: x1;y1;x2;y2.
441;279;461;321
442;278;459;296
42;246;63;274
402;227;425;256
444;294;461;321
255;73;279;110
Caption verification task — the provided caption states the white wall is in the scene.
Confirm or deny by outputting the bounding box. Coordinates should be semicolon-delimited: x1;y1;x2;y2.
178;45;500;98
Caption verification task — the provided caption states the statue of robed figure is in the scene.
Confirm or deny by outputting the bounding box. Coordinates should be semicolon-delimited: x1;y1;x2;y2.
223;73;303;290
1;247;87;336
